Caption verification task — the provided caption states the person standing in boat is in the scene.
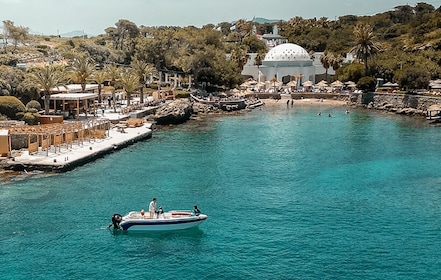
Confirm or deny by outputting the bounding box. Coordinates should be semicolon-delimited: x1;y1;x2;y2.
149;198;157;218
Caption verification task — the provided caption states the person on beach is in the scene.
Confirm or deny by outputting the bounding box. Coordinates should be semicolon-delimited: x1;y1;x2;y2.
149;198;157;218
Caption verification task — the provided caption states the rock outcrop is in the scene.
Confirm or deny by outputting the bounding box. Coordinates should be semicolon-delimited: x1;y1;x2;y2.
153;99;193;125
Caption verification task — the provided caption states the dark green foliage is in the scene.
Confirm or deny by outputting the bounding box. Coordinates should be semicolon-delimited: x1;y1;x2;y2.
22;112;40;125
336;63;365;83
396;67;430;90
27;108;38;114
241;36;267;53
26;100;42;111
174;91;190;99
357;76;377;92
0;96;26;119
36;45;50;56
78;41;113;65
0;65;25;97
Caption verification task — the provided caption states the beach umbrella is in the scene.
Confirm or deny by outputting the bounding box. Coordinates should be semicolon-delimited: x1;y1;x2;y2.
331;80;343;87
287;80;297;87
316;80;328;87
383;82;398;87
302;80;313;87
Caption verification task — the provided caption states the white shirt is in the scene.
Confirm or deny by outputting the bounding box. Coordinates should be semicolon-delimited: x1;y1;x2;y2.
149;200;156;212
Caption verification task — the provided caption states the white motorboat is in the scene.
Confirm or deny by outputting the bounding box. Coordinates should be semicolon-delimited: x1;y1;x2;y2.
110;209;208;231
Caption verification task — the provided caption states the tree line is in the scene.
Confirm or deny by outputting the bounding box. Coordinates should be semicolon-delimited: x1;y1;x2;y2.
1;2;441;117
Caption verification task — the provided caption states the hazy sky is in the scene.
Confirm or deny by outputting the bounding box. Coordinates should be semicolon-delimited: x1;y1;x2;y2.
1;0;441;36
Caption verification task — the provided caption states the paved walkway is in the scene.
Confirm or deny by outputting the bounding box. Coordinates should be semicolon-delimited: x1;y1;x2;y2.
8;122;153;171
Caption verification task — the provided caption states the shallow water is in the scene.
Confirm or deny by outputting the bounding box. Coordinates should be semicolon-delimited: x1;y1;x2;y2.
1;106;441;279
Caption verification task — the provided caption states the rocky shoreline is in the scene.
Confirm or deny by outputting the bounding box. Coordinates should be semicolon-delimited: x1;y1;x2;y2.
348;92;440;118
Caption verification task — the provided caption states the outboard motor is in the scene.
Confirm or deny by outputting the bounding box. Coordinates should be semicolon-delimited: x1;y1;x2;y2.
111;213;122;229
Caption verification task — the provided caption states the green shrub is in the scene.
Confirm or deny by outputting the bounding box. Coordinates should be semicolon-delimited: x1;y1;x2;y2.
0;96;26;119
0;54;19;66
26;100;42;111
357;76;377;92
174;90;190;98
15;112;25;119
22;112;40;125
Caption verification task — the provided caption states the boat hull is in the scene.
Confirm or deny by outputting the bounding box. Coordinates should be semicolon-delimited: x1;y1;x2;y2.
116;211;208;231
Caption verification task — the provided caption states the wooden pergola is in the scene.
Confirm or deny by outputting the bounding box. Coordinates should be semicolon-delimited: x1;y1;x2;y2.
50;93;98;119
7;119;110;156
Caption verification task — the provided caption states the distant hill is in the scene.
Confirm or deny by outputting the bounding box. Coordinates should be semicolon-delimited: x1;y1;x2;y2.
251;17;281;24
60;30;89;38
28;29;92;38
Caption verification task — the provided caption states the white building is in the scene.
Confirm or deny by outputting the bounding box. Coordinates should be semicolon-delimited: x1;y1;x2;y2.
242;43;317;88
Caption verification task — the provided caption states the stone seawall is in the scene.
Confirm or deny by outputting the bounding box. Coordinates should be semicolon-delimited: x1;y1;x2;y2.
349;92;441;116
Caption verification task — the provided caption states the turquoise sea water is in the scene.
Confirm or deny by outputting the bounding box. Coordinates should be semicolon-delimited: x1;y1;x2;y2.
1;105;441;279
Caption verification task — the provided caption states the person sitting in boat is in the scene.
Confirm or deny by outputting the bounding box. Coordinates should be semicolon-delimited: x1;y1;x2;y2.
156;206;164;218
149;198;157;218
193;205;201;216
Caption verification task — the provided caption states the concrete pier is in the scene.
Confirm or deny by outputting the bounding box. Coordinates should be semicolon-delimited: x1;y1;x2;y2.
7;122;153;172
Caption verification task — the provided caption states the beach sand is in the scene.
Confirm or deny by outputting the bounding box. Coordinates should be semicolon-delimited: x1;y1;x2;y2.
262;97;349;107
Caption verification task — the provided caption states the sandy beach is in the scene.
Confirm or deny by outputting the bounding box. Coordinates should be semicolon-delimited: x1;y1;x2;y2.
263;96;349;107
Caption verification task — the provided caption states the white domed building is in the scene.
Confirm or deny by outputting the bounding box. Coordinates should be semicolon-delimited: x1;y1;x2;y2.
260;43;315;84
241;43;318;91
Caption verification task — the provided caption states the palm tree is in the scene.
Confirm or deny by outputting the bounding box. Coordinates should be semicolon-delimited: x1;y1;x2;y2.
350;24;381;76
291;73;304;90
25;65;67;114
330;54;344;80
104;65;121;113
319;51;332;82
271;76;279;93
68;56;95;92
120;70;139;106
130;60;156;104
91;70;107;103
254;51;265;83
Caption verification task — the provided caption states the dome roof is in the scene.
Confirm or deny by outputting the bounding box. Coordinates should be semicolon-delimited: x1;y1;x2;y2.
264;43;310;62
